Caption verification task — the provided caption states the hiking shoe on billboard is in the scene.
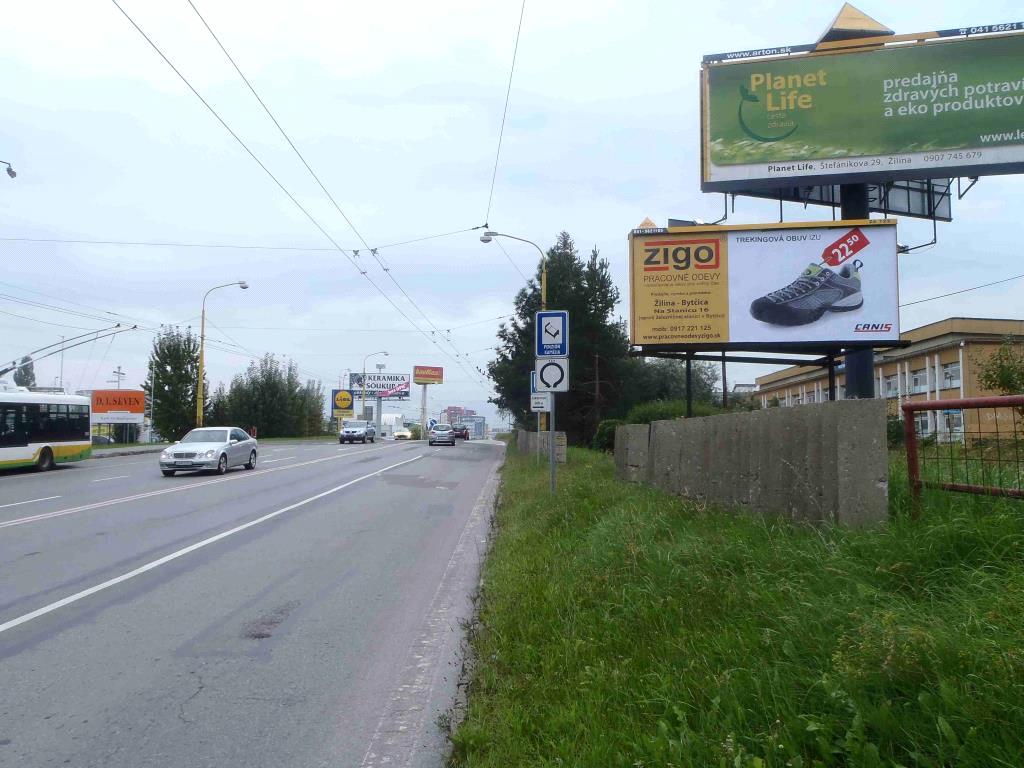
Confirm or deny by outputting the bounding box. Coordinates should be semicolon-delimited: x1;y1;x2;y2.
749;261;863;326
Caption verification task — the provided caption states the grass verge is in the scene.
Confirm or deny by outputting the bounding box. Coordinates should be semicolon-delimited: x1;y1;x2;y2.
450;447;1024;767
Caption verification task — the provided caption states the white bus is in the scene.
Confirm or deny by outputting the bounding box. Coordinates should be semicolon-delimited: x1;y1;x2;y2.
0;389;92;471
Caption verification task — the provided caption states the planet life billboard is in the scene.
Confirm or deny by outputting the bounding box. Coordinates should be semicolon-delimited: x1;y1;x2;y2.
628;220;898;349
701;31;1024;191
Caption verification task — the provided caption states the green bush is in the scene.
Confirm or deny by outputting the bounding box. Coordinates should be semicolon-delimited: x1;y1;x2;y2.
887;415;905;448
591;419;623;452
623;398;718;425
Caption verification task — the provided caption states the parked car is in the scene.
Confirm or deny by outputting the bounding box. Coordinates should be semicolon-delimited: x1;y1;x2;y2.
91;435;116;446
452;425;470;440
428;423;456;446
339;419;376;444
393;427;412;440
159;427;257;476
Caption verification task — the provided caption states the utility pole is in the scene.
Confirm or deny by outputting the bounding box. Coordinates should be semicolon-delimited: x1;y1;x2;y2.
59;335;64;391
109;366;125;389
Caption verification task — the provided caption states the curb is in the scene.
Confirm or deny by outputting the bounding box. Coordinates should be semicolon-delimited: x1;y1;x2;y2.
91;447;167;459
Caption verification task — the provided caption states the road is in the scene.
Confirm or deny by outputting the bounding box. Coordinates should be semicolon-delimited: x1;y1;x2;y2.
0;438;503;767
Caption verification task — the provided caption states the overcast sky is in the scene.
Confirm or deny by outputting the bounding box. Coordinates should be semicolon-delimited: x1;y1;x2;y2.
3;1;1022;426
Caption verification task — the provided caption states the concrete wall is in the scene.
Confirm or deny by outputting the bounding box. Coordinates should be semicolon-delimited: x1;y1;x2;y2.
514;429;567;463
614;399;888;526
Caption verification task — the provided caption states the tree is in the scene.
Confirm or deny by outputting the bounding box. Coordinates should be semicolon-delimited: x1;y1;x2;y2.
488;232;724;444
143;328;204;441
977;337;1024;417
13;356;35;388
208;382;230;426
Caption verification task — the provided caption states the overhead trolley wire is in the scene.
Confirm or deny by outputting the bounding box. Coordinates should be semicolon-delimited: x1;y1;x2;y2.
183;0;489;390
0;226;482;253
484;0;527;226
112;0;489;392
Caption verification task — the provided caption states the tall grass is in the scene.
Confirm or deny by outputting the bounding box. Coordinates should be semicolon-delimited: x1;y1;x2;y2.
451;449;1024;767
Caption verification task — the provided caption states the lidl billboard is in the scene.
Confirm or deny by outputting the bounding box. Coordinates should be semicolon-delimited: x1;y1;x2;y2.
702;32;1024;191
629;220;898;349
331;389;355;420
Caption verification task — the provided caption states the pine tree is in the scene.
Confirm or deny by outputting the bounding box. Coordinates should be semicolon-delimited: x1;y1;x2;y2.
143;328;204;440
13;356;36;388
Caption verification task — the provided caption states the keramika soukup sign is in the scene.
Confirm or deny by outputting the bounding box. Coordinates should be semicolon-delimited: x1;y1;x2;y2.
702;31;1024;190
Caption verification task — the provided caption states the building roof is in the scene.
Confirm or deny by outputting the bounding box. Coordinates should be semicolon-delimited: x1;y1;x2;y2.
755;317;1024;388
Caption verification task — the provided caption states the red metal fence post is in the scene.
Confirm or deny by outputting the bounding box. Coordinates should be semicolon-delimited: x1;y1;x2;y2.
902;403;921;515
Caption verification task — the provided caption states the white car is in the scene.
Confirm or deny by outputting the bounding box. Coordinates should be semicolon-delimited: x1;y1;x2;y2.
428;423;456;446
393;427;412;440
160;427;257;476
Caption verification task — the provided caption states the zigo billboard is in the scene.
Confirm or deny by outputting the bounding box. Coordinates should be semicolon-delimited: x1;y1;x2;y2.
413;365;444;385
629;220;898;349
702;31;1024;191
91;389;146;425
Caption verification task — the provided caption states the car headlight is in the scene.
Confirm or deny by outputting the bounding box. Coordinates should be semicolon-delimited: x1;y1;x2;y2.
203;450;216;458
161;451;172;459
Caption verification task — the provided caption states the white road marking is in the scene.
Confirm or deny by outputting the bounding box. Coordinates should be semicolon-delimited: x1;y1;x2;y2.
0;454;425;636
262;456;295;463
359;455;501;767
91;475;130;483
0;495;61;510
0;445;401;530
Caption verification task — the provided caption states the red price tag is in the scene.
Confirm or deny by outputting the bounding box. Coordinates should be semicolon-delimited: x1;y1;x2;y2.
822;227;869;267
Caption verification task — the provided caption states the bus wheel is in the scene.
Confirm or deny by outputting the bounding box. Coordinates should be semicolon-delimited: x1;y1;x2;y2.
36;448;55;472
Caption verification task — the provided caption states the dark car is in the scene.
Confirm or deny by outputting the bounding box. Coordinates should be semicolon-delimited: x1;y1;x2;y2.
91;435;116;445
452;425;470;440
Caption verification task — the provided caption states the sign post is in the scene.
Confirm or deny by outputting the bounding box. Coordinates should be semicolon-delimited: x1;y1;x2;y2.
535;313;570;494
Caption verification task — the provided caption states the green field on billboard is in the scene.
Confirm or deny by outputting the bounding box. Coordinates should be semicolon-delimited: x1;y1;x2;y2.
705;34;1024;166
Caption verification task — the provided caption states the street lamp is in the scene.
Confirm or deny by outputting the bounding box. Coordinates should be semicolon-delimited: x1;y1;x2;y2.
360;350;388;421
196;280;249;427
480;230;546;309
1;161;16;179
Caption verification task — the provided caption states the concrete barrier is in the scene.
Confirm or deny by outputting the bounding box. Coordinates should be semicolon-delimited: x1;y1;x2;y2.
514;429;567;463
613;424;649;483
613;399;888;526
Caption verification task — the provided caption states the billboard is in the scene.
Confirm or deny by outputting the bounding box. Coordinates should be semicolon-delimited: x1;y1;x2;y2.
702;32;1024;191
91;389;145;425
413;365;444;385
349;372;411;400
629;220;898;349
331;389;355;420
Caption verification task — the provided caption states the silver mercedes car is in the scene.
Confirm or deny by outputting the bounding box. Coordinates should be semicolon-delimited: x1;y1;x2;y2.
159;427;258;476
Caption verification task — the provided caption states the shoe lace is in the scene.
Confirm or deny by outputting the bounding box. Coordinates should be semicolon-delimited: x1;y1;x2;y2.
766;273;824;302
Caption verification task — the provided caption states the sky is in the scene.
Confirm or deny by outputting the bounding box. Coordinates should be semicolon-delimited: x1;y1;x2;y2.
2;0;1023;428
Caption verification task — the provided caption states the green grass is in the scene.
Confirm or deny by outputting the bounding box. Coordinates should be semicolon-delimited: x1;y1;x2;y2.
451;448;1024;767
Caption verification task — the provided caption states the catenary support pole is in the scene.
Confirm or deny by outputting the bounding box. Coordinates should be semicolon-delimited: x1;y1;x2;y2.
840;184;875;399
721;351;728;409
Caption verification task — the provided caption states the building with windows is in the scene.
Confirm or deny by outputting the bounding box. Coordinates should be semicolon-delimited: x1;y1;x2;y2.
755;318;1024;438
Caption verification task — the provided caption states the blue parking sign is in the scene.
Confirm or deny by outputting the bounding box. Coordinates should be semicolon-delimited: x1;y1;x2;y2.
535;311;568;357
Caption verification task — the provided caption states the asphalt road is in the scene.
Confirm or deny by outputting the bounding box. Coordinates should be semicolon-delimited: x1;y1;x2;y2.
0;438;504;767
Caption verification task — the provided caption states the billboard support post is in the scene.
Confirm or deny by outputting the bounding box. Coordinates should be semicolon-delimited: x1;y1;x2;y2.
685;356;693;418
841;184;875;399
420;384;427;442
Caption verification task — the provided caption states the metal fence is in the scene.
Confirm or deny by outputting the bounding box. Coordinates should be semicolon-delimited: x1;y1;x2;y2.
902;395;1024;501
